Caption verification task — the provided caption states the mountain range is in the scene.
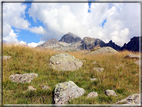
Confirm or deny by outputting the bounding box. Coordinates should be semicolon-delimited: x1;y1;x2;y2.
37;32;141;52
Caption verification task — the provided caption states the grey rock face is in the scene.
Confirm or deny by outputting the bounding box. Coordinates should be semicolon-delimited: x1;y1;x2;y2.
49;53;83;71
116;94;140;104
125;54;140;59
81;37;105;50
0;56;11;60
54;81;86;104
121;36;141;52
59;32;81;43
87;91;98;98
36;39;61;48
105;89;117;96
105;40;121;51
93;67;104;72
9;73;38;83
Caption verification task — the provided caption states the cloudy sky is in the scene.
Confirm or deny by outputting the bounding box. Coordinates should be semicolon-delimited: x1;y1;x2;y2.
2;0;141;47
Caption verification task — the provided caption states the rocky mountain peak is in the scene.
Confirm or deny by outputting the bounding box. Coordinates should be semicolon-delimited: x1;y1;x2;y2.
59;32;81;43
121;36;141;52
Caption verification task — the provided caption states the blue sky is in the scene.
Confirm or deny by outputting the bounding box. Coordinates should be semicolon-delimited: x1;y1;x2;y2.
3;2;140;47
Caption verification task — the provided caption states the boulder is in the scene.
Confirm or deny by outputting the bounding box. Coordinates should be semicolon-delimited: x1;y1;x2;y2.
0;56;11;60
87;91;98;98
49;53;83;71
116;93;140;104
54;81;86;104
125;54;140;59
9;73;38;83
88;47;117;54
105;89;117;96
93;67;104;72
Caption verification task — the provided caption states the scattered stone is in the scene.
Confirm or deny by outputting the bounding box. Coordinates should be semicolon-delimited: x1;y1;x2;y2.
105;89;117;96
134;60;141;66
90;78;98;81
28;85;36;91
82;60;86;62
124;54;140;59
92;61;97;64
116;93;140;104
87;91;98;98
93;67;104;72
9;73;38;83
0;56;11;60
49;53;83;71
54;81;86;104
135;73;139;76
39;85;50;90
115;66;119;69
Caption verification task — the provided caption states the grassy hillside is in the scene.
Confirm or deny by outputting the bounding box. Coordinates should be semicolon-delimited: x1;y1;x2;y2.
3;44;140;104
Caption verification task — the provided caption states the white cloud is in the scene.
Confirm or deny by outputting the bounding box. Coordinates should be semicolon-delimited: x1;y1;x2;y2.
3;23;19;43
3;3;30;29
28;26;44;34
28;3;140;46
27;41;44;47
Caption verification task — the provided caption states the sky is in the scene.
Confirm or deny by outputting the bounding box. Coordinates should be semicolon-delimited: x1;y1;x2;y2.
1;0;141;47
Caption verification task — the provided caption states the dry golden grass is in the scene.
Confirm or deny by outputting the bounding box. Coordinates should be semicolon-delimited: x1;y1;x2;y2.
2;44;140;104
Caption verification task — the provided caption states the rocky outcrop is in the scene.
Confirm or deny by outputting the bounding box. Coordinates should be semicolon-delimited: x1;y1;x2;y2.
116;93;140;104
105;40;121;51
124;54;140;59
54;81;86;104
105;89;117;96
9;73;38;83
81;37;105;50
121;36;141;52
49;53;83;71
59;32;81;43
88;47;117;54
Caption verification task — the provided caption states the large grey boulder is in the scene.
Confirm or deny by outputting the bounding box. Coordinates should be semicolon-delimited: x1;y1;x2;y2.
9;73;38;83
88;47;117;54
124;54;140;59
49;53;83;71
54;81;86;104
116;93;141;104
